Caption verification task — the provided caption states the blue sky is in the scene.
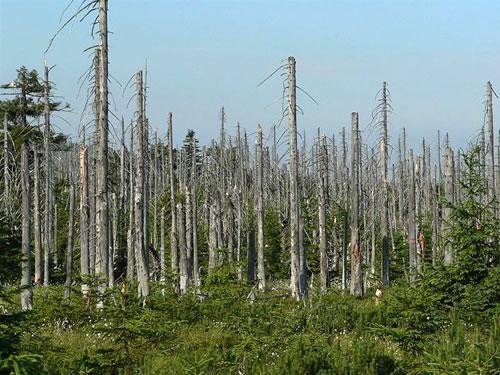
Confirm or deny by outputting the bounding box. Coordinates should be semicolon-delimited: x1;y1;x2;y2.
1;0;499;152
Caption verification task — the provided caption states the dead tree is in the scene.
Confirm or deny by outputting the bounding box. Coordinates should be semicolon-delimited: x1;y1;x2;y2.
256;124;266;290
134;71;149;299
191;137;200;288
408;149;417;282
43;63;52;286
127;127;135;279
79;135;89;294
33;147;42;286
487;82;496;207
380;82;390;285
443;146;454;265
21;143;33;310
287;56;306;299
168;113;178;287
65;181;75;299
350;112;363;296
95;0;110;293
318;134;329;292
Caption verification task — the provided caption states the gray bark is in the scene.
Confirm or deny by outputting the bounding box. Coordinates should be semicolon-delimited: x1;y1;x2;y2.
350;112;363;296
134;71;149;299
95;0;110;297
34;147;42;286
256;125;266;290
21;143;32;310
287;56;305;299
65;183;75;299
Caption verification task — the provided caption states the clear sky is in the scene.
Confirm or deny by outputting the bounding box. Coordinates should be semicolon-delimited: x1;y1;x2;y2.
1;0;499;152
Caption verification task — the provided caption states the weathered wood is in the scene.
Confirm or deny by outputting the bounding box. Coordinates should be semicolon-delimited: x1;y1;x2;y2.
287;56;306;299
256;125;266;291
318;134;329;292
21;143;32;310
168;112;178;286
43;62;52;286
408;149;417;282
95;0;110;293
65;182;75;299
443;146;454;265
134;71;149;299
33;147;42;286
487;82;496;206
350;112;363;296
381;82;390;285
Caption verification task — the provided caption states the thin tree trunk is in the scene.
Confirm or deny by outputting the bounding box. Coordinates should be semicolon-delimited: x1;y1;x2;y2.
487;82;496;206
34;147;42;286
79;137;89;294
127;129;135;279
318;134;328;292
134;71;149;299
160;207;165;284
408;149;417;282
21;143;32;310
168;113;178;288
178;201;188;294
443;146;454;265
96;0;110;299
65;183;75;299
287;56;304;300
256;125;266;290
381;82;390;285
43;62;52;287
350;112;363;296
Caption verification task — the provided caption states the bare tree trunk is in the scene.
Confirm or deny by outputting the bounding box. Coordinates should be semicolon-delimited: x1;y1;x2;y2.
53;204;58;269
168;113;178;288
21;143;33;310
134;71;149;300
256;125;266;290
287;56;304;300
341;127;348;290
350;112;363;296
2;115;9;216
431;165;438;267
89;145;96;275
65;182;75;299
408;149;417;282
191;137;200;288
318;134;328;292
95;0;110;298
33;147;42;286
79;138;89;294
381;82;390;285
109;193;117;287
127;129;135;279
43;63;52;287
247;229;256;282
160;207;165;284
120;117;126;210
487;82;496;207
178;201;188;294
208;201;218;272
443;146;454;265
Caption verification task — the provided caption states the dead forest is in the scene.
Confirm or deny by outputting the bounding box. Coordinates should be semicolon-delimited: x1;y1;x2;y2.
1;1;499;374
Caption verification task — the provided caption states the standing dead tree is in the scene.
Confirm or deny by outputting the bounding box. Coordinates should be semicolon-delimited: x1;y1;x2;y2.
256;124;266;291
21;143;33;310
95;0;110;299
350;112;363;296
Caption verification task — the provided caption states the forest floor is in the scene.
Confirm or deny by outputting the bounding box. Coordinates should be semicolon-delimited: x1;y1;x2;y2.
1;266;499;374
